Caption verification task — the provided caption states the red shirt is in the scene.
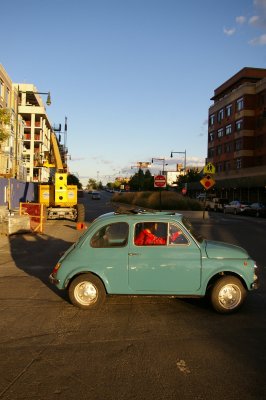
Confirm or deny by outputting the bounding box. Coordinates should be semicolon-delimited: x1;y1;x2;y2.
135;229;166;246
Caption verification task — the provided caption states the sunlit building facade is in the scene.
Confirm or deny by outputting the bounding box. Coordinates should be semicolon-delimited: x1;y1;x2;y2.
207;67;266;201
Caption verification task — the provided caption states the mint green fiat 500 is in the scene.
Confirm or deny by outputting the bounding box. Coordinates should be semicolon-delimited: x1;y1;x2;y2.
49;210;258;314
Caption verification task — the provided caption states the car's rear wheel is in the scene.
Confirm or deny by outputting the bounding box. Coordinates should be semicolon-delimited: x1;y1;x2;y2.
210;276;246;314
69;273;106;309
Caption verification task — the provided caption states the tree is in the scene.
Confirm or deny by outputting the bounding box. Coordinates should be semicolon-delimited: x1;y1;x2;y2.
129;169;154;191
0;109;11;143
86;178;97;190
175;169;202;190
67;173;82;189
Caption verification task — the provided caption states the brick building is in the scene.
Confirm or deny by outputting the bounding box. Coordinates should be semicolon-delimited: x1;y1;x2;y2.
207;67;266;202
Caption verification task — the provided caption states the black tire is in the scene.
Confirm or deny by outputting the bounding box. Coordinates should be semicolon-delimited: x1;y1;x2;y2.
210;276;247;314
69;273;106;309
76;203;85;222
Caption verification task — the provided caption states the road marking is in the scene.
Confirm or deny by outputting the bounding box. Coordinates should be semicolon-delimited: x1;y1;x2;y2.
176;359;191;375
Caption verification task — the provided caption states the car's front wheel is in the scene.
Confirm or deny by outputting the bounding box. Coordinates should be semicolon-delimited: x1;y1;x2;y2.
210;276;247;314
69;273;106;309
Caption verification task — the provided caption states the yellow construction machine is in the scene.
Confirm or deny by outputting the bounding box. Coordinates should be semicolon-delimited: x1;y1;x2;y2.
38;132;85;222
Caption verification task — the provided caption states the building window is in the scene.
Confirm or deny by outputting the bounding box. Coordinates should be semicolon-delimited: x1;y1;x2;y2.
208;148;214;158
236;158;242;169
225;143;232;153
217;145;222;155
0;80;4;98
209;131;215;141
218;109;224;122
225;161;231;171
209;114;215;126
235;140;242;151
218;128;223;138
225;124;232;135
236;97;244;111
225;104;232;117
5;87;10;106
235;119;243;131
217;163;223;172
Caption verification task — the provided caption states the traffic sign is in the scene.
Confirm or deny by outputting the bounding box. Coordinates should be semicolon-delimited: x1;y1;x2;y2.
200;175;215;190
203;162;216;175
154;175;166;188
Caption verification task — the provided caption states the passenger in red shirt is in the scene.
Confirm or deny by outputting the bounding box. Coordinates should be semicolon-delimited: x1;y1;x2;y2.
134;223;183;246
134;223;166;246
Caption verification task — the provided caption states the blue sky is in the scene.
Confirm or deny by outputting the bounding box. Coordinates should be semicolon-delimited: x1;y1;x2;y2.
1;0;266;185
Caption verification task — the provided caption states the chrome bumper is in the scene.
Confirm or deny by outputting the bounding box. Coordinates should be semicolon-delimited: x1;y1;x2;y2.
49;273;59;285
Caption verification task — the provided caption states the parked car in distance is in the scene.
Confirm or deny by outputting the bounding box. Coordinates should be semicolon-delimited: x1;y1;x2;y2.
91;191;101;200
223;200;251;215
196;193;206;201
243;202;266;218
49;210;258;314
205;197;229;212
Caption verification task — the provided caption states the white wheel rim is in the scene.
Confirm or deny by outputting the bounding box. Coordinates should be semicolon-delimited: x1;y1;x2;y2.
218;284;241;310
74;281;98;306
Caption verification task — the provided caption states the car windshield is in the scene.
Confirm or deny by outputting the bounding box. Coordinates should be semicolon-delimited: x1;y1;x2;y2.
182;217;204;243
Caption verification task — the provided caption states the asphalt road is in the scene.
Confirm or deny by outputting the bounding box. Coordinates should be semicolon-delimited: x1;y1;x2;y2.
0;192;265;400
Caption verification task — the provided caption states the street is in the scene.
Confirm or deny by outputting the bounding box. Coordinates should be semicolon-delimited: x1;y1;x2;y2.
0;192;265;400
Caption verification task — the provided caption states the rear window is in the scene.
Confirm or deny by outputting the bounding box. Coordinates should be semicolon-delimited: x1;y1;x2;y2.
91;222;129;248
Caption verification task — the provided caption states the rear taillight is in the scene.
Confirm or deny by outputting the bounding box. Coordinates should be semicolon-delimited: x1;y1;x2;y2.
52;262;61;275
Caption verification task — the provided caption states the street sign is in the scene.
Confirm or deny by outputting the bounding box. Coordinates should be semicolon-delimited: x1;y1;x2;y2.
203;162;216;175
137;162;151;168
154;175;166;188
200;175;215;190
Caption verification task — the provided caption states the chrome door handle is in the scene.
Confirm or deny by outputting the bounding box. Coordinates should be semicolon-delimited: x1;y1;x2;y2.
128;252;140;256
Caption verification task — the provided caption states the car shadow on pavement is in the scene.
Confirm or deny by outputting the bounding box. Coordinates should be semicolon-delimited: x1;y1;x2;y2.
7;227;78;302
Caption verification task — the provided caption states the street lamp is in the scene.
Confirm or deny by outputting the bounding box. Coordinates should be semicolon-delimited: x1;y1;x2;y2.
170;150;187;172
151;157;168;173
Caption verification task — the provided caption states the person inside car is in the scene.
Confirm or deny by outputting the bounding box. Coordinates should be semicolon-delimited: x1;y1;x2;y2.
134;222;166;246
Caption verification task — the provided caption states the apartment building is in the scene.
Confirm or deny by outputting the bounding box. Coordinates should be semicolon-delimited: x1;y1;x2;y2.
0;65;25;179
1;65;54;182
13;83;52;182
207;67;266;201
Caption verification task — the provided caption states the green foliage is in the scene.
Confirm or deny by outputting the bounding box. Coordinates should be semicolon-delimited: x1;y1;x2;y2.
175;169;202;189
129;169;155;191
67;173;82;189
112;191;203;211
0;109;11;143
86;178;103;190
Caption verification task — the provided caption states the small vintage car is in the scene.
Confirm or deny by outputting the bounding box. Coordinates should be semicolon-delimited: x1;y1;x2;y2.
49;210;258;314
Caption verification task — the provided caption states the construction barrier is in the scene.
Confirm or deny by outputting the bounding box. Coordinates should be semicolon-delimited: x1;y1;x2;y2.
20;203;46;233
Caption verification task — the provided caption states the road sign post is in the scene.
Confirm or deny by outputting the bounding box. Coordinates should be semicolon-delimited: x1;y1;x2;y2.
154;175;166;211
154;175;166;188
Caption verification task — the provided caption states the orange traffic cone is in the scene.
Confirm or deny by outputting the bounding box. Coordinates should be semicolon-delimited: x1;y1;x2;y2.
76;222;86;230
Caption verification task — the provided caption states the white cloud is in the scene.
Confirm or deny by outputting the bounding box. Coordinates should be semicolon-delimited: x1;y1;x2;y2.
223;27;236;36
249;15;260;25
236;16;246;24
248;33;266;44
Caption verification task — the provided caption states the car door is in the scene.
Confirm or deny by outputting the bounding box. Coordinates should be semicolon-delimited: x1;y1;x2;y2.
128;222;202;294
88;222;130;292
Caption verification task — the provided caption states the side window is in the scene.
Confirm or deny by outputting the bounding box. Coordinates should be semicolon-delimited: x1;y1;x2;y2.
134;222;167;246
168;223;188;245
91;222;128;248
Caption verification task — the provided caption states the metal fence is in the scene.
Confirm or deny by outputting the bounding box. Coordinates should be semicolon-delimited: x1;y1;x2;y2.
0;178;37;210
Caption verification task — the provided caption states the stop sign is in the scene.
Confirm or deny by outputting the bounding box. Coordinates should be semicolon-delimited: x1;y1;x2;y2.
154;175;166;188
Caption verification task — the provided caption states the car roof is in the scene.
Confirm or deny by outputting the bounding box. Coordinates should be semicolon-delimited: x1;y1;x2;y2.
93;209;183;224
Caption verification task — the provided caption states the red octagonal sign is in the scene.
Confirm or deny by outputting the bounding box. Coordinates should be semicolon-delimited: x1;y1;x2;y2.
154;175;166;188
